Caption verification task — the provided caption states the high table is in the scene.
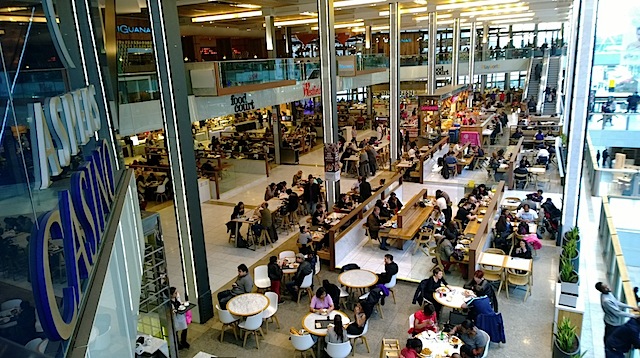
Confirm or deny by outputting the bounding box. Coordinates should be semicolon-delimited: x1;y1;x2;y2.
381;201;434;249
415;331;461;357
302;310;351;357
431;286;469;310
338;269;378;309
227;293;269;317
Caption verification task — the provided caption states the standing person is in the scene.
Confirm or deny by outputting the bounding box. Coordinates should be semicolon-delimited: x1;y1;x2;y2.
596;282;639;343
258;202;277;244
359;148;370;178
627;92;640;113
359;177;372;201
368;206;387;250
217;264;253;309
436;189;452;224
603;149;610;168
351;126;357;141
170;287;190;349
268;256;284;303
366;145;378;176
597;150;601;166
605;316;640;358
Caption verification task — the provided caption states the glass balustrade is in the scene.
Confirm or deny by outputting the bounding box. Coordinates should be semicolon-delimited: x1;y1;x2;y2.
118;72;160;104
587;112;640;131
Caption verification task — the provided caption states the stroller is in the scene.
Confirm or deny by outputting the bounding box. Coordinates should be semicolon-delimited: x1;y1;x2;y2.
540;199;561;236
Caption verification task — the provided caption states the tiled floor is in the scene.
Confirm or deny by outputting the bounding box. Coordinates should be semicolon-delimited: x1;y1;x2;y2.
152;123;617;358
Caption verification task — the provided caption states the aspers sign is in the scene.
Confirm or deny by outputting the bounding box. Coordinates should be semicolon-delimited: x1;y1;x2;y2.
303;82;321;97
29;85;102;189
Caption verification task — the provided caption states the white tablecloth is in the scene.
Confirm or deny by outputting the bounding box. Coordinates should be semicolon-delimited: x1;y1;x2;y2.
416;331;461;357
136;334;169;357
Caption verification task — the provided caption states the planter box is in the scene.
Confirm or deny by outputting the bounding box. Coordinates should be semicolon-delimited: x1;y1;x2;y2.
558;293;579;308
560;281;579;296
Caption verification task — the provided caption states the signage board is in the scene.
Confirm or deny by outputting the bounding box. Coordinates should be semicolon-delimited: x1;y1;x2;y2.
230;93;256;113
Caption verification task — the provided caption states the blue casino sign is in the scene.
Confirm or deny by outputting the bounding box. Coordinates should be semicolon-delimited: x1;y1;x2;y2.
28;88;117;341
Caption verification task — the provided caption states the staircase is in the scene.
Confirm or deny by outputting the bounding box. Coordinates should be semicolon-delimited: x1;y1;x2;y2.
542;56;561;115
525;58;543;104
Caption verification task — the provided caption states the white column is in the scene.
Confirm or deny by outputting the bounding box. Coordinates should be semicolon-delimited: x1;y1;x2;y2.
427;12;437;94
468;22;477;107
451;18;461;86
481;23;489;90
365;25;372;51
562;0;598;232
389;2;401;161
317;0;339;209
265;15;276;58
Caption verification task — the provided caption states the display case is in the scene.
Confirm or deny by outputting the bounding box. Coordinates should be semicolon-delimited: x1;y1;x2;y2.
418;85;470;137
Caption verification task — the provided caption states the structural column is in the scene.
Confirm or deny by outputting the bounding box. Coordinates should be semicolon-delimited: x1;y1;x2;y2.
365;25;372;53
285;27;293;57
562;0;598;233
317;0;339;209
480;23;489;91
427;12;437;95
147;0;212;323
467;22;477;107
451;18;460;86
265;15;276;58
389;2;401;160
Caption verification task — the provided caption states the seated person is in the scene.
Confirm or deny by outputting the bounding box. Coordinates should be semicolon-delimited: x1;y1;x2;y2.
463;270;498;312
450;320;490;358
516;204;538;223
387;192;403;212
326;315;348;343
536;146;550;164
514;163;529;176
517;194;539;211
400;338;423;358
512;239;533;259
511;127;524;139
309;287;335;313
335;193;354;211
312;204;330;229
476;184;490;198
298;226;312;247
455;202;477;227
534;130;545;141
529;189;544;203
346;301;370;335
444;152;459;170
408;303;438;336
519;157;532;168
286;254;314;298
375;200;392;218
425;206;445;229
378;254;398;284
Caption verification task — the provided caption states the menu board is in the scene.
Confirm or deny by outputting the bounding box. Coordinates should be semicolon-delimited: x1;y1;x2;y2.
324;143;341;173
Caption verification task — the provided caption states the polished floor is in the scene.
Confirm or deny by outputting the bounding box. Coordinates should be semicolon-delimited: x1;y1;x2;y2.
141;124;618;358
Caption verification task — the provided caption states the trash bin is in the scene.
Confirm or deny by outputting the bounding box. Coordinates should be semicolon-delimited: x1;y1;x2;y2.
448;128;460;143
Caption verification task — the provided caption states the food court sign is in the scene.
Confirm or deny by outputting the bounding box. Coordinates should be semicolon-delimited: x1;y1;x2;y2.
28;87;117;341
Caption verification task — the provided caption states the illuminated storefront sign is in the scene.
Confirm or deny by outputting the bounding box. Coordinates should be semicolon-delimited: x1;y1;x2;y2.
117;24;151;34
29;85;102;189
30;139;115;341
302;82;321;97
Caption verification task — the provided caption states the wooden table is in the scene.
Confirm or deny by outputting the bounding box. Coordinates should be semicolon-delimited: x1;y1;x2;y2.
456;155;475;173
478;252;508;268
382;205;434;249
527;167;546;175
344;156;360;176
227;293;269;317
431;286;468;309
504;257;533;272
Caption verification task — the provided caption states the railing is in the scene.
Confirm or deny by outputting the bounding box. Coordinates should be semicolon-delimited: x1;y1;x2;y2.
0;68;68;100
217;58;298;88
469;181;505;271
587;112;640;131
118;72;160;104
357;54;389;71
584;133;640;197
599;196;638;310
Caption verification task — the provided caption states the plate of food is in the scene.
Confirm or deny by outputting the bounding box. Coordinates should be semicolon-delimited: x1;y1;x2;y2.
459;239;471;245
464;289;475;296
480;209;487;214
436;287;448;293
449;336;462;345
477;218;483;223
420;348;432;356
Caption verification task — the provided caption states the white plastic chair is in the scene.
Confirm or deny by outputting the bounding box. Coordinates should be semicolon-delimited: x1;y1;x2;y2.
385;274;397;304
409;313;415;335
297;272;314;303
291;332;316;358
238;311;264;349
480;330;491;358
1;299;22;311
279;250;296;260
358;292;384;319
346;320;370;356
262;292;280;332
314;255;321;285
155;184;167;202
254;265;271;292
325;341;352;358
339;286;349;310
216;304;239;342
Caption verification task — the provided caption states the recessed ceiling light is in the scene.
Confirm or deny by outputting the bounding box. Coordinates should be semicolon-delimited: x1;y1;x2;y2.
192;10;263;22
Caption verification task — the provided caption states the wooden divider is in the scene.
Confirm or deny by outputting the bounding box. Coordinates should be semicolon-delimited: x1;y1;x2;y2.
468;181;506;271
505;137;524;189
327;173;403;270
397;189;428;229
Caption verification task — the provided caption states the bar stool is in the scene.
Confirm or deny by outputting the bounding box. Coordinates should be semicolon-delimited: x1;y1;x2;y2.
289;211;300;229
258;229;272;249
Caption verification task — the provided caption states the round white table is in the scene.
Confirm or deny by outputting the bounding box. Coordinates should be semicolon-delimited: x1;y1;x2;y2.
302;310;351;336
338;269;378;289
431;286;469;309
302;310;351;357
227;293;269;317
415;331;461;357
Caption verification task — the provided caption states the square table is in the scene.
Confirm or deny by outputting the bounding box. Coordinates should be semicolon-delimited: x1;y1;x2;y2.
478;252;508;268
504;257;533;272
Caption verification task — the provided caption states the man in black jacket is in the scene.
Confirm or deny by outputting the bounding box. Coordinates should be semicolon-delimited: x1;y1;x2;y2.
286;253;314;298
359;177;372;201
378;254;398;284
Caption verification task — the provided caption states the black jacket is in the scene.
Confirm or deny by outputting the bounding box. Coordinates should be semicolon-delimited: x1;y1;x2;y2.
268;262;283;281
360;181;372;200
294;260;313;286
413;279;429;304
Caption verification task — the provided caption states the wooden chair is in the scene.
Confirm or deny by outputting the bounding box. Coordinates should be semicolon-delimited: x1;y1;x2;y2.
258;229;272;250
514;172;529;189
428;246;444;271
413;228;433;255
505;268;531;302
453;219;464;232
380;339;401;358
484;248;506;255
447;163;457;177
481;267;505;294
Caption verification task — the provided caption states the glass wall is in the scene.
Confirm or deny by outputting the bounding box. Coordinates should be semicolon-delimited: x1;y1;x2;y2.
0;1;133;357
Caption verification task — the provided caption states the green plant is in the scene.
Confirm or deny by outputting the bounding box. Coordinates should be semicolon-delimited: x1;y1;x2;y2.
560;134;568;147
571;351;587;358
565;227;580;241
560;257;578;283
563;239;578;259
555;317;578;353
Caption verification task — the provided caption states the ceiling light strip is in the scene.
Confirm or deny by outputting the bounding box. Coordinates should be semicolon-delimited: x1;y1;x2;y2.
191;10;263;23
436;0;519;10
